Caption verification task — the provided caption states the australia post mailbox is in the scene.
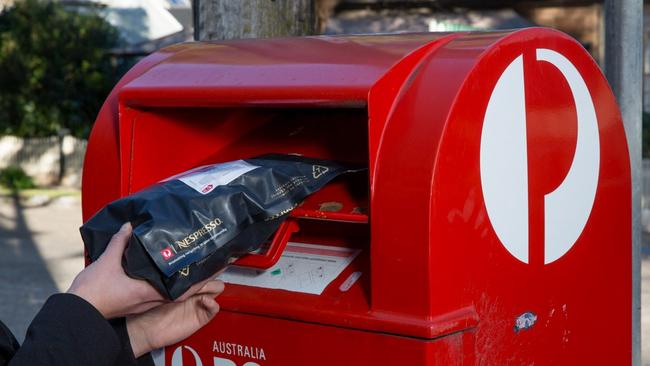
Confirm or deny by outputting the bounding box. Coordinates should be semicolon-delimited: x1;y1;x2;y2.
82;28;631;365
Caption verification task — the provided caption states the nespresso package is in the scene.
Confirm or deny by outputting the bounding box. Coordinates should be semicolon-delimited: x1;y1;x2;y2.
81;154;362;299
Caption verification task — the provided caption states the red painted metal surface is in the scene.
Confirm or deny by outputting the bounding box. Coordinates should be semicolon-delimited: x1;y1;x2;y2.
232;219;300;269
82;29;630;365
166;311;474;365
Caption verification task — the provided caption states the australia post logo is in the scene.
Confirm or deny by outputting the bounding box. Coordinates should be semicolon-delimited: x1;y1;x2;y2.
170;342;266;366
479;48;600;265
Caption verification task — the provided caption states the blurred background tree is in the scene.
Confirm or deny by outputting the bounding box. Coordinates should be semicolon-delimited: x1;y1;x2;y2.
0;0;118;138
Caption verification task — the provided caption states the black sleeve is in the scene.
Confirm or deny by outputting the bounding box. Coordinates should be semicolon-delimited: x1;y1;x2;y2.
109;318;155;366
0;321;19;365
6;293;148;366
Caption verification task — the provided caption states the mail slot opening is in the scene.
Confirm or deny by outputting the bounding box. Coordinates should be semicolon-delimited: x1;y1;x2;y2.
125;105;371;221
123;104;372;308
127;106;368;191
125;106;367;244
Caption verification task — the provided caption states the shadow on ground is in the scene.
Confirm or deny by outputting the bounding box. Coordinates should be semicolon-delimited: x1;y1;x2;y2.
0;192;59;342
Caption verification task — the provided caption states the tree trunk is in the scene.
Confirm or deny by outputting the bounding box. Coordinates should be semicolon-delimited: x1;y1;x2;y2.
194;0;317;41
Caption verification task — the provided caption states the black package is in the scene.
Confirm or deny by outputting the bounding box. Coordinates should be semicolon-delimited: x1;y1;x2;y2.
81;154;362;299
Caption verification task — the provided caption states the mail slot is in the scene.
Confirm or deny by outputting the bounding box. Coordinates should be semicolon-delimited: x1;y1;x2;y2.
82;29;631;365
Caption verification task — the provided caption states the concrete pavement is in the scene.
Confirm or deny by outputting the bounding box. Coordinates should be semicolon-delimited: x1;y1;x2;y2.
0;193;84;342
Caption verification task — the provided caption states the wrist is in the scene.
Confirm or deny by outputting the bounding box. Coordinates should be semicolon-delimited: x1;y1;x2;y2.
67;285;106;318
126;317;153;358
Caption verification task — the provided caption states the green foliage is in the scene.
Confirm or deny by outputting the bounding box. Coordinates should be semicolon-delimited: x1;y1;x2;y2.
0;0;119;138
0;166;35;189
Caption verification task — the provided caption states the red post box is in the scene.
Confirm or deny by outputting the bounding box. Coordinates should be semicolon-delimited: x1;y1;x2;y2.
82;28;631;365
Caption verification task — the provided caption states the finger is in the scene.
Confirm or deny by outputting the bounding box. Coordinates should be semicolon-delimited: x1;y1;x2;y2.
103;222;132;261
175;276;213;301
199;295;220;319
195;280;225;296
130;279;167;304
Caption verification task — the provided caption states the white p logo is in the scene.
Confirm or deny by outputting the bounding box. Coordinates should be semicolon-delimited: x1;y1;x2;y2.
480;49;600;264
171;345;203;366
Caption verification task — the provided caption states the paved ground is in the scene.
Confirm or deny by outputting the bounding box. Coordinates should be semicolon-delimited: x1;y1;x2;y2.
0;193;648;360
0;193;84;342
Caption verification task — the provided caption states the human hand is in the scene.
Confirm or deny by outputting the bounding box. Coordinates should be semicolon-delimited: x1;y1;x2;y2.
68;222;222;319
126;280;225;357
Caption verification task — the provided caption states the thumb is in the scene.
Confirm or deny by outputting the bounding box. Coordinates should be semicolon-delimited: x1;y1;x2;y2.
198;295;220;323
103;222;132;261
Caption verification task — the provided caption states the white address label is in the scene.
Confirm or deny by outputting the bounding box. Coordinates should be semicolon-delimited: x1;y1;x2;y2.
168;160;259;195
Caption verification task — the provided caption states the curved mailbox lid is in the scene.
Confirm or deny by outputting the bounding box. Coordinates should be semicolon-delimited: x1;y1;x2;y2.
118;33;454;108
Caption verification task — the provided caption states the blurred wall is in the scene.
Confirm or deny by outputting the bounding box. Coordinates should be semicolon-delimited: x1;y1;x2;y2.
0;136;86;188
517;4;603;63
0;0;13;12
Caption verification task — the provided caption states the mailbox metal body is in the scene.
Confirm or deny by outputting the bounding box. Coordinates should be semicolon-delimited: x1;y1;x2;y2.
82;29;631;365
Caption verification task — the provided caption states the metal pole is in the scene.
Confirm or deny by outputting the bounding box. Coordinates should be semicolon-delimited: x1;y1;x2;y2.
192;0;200;41
193;0;316;41
604;1;643;364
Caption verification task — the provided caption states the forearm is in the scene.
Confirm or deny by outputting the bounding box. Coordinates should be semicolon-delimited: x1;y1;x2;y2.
7;294;141;366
